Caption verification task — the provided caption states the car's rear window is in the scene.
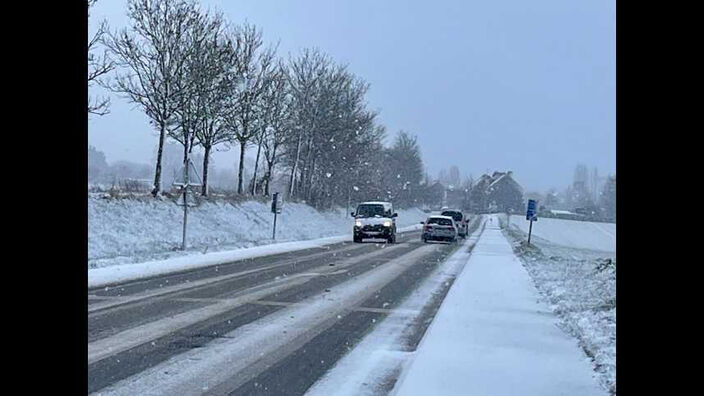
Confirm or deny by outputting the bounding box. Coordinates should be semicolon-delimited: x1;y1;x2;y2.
441;211;462;221
427;217;453;226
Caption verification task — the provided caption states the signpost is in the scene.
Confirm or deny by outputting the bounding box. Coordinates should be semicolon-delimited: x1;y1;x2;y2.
526;199;538;245
173;156;202;250
271;192;283;240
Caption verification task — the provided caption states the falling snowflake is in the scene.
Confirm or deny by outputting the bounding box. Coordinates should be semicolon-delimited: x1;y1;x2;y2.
326;172;332;178
353;186;359;191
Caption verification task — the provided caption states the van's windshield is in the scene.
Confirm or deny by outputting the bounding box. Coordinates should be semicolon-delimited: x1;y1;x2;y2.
356;204;386;218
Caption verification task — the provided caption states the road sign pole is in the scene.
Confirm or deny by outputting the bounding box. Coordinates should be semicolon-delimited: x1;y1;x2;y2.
272;192;281;240
528;218;533;245
273;212;277;240
181;159;189;251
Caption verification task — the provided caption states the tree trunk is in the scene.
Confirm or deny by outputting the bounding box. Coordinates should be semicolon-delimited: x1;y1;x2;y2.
288;132;303;198
251;134;264;195
201;145;211;196
264;169;271;196
300;135;314;199
306;154;317;202
151;123;166;197
237;140;246;194
264;143;277;197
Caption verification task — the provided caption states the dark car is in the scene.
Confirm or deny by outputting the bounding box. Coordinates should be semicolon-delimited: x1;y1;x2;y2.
440;209;469;237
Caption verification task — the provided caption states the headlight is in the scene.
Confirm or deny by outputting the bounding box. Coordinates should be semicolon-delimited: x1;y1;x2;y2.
355;220;362;227
383;221;392;227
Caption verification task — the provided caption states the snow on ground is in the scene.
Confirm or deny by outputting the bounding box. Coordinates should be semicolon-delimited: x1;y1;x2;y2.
503;216;616;395
508;215;615;252
393;215;606;396
305;218;486;396
88;195;427;286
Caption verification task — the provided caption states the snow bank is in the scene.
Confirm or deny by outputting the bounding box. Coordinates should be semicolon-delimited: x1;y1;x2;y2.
505;224;616;395
88;196;427;283
508;215;615;252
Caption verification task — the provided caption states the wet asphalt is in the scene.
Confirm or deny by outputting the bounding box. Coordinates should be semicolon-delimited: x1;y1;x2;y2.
87;225;475;395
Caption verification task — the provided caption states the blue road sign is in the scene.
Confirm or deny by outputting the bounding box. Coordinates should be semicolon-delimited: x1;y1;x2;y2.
526;199;538;220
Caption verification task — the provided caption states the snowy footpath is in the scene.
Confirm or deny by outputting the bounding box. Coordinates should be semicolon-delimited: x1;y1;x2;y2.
393;215;606;396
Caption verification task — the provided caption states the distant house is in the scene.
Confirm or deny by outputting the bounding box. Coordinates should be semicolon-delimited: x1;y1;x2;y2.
468;171;524;213
467;174;493;212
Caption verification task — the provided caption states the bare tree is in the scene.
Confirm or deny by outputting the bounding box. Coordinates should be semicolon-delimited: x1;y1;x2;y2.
284;48;332;198
261;62;292;196
222;23;276;194
171;10;234;195
102;0;201;197
248;46;282;196
88;0;115;116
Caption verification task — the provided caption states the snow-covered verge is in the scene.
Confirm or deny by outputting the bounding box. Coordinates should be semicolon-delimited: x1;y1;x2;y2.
508;215;615;252
503;219;616;395
393;216;606;396
88;195;428;282
305;218;485;396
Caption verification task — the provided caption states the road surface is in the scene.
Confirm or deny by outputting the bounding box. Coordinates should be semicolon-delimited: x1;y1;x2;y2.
88;218;482;395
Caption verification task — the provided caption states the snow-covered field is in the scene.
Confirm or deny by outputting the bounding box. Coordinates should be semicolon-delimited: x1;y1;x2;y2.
508;215;615;252
88;195;428;269
503;216;616;395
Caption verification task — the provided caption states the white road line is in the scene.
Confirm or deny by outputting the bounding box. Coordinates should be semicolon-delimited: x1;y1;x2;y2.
88;242;409;364
88;295;120;300
87;245;369;314
251;300;421;316
87;275;313;365
91;244;439;396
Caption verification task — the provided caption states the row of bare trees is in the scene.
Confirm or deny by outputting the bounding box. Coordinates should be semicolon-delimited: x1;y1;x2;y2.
90;0;426;209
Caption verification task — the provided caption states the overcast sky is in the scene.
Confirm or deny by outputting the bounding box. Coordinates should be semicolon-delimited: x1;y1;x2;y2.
88;0;615;192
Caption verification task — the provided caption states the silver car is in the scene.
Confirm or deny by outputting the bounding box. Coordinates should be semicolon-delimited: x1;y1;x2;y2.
420;215;458;243
440;209;469;238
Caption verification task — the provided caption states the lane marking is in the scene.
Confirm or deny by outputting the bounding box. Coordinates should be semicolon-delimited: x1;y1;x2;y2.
88;241;416;364
88;233;420;315
250;300;421;316
88;276;313;365
92;243;439;396
88;245;387;314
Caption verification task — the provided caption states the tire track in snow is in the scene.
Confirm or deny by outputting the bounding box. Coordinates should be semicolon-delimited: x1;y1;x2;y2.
91;242;440;396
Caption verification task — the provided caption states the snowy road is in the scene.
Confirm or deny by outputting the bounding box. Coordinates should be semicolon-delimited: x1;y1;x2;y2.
87;221;481;395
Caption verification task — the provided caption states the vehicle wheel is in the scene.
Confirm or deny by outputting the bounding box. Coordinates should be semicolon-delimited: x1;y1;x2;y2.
353;235;362;243
422;237;427;243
